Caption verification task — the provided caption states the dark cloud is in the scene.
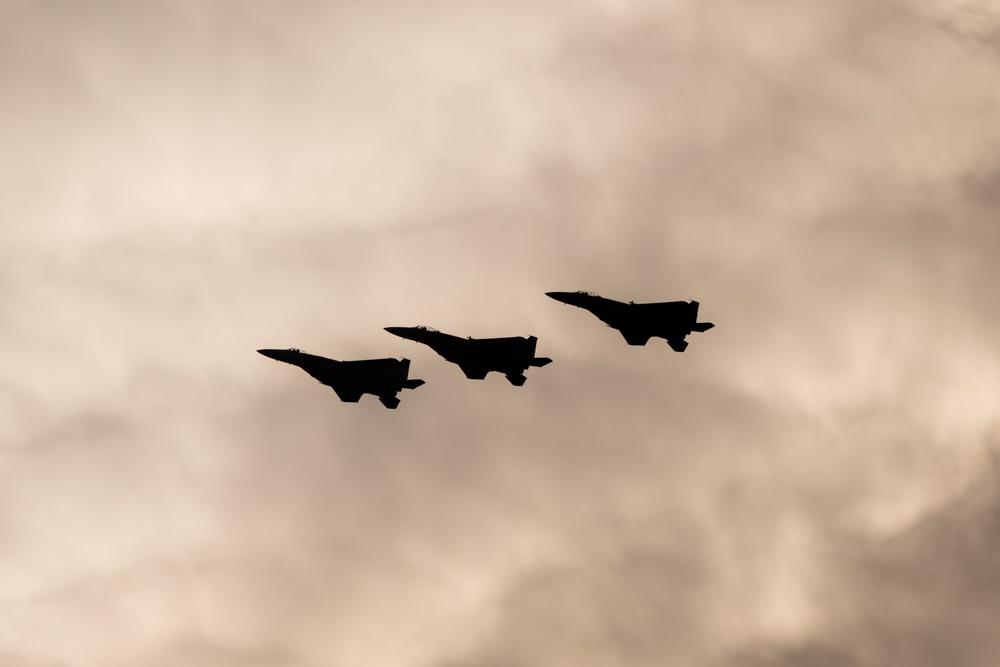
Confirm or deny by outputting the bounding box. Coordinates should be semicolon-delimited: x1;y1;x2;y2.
824;456;1000;667
716;644;859;667
710;454;1000;667
444;547;714;667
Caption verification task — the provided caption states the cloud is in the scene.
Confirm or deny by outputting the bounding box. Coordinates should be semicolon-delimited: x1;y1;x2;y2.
825;456;1000;667
2;0;1000;666
710;454;1000;667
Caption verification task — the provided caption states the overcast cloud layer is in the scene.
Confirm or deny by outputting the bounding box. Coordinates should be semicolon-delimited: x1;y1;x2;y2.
3;1;1000;666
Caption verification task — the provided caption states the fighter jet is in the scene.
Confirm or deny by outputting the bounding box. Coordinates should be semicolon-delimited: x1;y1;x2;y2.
545;291;715;351
257;348;424;409
383;326;552;386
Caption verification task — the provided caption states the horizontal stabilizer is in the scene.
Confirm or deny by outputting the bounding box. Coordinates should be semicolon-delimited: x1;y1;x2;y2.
403;378;425;389
529;357;552;367
691;322;715;332
379;395;401;409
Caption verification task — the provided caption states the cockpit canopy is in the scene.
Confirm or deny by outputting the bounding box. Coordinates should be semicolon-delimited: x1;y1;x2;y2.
288;348;302;353
416;326;439;333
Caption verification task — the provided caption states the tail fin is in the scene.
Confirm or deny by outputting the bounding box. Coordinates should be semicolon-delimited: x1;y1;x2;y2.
382;358;412;382
688;301;713;332
525;337;551;367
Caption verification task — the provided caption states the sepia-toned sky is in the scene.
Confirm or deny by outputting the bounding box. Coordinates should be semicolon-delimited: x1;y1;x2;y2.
3;1;1000;665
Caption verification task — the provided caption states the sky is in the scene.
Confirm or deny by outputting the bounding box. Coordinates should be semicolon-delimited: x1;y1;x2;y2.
3;0;1000;665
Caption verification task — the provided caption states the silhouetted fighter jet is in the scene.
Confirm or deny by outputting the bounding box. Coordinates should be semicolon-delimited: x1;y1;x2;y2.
545;291;715;352
383;327;552;386
257;348;424;409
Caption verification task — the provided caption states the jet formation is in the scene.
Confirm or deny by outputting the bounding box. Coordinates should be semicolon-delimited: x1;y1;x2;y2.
257;348;424;409
546;291;714;352
384;326;552;386
260;292;713;408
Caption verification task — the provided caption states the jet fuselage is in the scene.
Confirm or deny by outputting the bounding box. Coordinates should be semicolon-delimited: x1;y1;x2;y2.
384;327;552;385
545;291;714;351
257;348;424;408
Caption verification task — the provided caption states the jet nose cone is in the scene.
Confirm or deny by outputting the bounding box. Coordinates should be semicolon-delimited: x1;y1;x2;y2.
257;348;298;363
384;327;410;337
546;291;590;306
384;326;426;341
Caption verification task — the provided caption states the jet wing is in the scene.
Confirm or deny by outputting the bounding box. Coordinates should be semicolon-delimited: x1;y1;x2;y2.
331;386;363;403
619;329;651;346
340;358;400;375
458;363;490;380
